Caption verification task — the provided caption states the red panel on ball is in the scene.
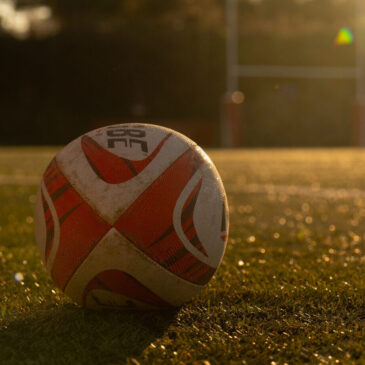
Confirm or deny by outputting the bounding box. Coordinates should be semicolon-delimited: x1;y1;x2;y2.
43;160;111;290
83;270;171;308
114;148;216;285
81;134;171;184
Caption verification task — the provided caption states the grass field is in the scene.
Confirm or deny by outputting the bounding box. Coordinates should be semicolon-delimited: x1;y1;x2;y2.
0;148;364;364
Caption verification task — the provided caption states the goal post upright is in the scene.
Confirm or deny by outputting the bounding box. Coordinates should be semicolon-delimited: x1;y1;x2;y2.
226;0;238;94
354;0;365;146
221;0;243;148
356;0;365;99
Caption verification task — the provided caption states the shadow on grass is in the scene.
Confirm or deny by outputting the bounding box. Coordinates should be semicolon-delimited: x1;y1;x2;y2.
0;303;178;364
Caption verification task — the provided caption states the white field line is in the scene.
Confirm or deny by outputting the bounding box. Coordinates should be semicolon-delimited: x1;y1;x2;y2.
0;174;363;200
0;175;41;186
232;183;365;200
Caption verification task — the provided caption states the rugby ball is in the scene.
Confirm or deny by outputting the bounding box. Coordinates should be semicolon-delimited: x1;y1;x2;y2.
34;124;229;309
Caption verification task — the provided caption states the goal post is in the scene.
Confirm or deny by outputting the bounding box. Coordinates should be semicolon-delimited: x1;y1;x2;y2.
354;0;365;146
221;0;242;148
222;0;365;147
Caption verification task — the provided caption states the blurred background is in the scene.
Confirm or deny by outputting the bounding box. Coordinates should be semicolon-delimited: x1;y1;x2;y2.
0;0;361;147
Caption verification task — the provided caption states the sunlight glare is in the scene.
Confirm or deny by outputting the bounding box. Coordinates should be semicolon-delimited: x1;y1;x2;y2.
0;0;52;39
334;27;354;46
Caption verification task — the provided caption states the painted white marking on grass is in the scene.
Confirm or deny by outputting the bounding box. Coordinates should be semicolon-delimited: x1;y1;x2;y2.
1;174;363;201
234;184;365;200
0;175;41;186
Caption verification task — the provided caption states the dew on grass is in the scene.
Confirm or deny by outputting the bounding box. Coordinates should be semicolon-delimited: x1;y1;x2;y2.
329;224;336;232
248;216;256;224
351;233;361;243
238;260;244;266
247;236;256;243
14;272;24;282
305;216;313;224
279;217;286;225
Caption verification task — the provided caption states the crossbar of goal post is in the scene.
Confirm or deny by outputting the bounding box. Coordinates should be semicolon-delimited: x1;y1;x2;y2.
222;0;365;148
234;66;356;80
